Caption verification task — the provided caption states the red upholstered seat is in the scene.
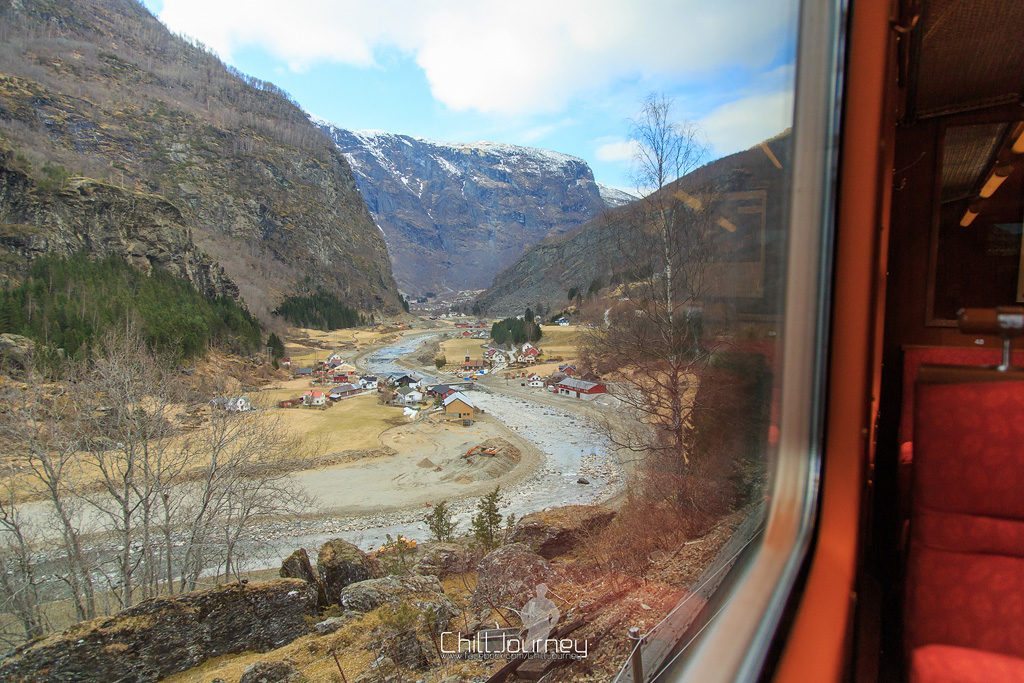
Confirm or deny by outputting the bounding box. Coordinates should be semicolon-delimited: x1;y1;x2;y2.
906;380;1024;680
911;645;1024;683
897;347;1024;516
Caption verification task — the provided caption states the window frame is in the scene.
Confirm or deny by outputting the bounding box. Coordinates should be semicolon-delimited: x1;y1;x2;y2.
655;0;848;679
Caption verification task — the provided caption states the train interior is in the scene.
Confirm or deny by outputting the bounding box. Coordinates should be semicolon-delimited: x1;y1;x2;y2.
845;2;1024;681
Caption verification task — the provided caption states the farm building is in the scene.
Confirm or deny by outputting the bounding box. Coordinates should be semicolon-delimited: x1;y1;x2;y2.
443;393;477;419
302;390;326;407
295;367;313;377
328;383;360;400
556;378;608;400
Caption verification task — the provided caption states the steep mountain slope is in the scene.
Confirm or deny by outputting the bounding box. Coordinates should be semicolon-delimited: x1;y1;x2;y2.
477;133;793;315
0;148;235;300
0;0;401;318
320;125;610;293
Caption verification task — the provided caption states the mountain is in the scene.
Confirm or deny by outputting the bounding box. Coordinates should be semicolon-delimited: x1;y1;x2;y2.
596;183;637;207
0;0;401;319
319;124;611;294
476;132;793;315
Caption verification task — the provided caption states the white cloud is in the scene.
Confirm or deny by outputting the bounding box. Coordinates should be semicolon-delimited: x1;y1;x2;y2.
594;139;640;163
156;0;797;115
698;90;794;157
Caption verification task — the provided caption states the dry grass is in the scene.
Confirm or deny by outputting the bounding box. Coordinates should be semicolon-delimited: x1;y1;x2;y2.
284;326;402;366
250;392;405;453
439;336;489;363
538;324;584;360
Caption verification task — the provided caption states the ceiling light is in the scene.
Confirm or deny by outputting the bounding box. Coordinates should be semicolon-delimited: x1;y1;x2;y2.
960;207;978;227
979;164;1013;198
960;201;982;228
1012;123;1024;155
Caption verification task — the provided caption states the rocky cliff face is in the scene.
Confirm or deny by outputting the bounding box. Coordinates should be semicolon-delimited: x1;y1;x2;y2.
477;133;793;315
320;125;611;294
0;580;318;682
0;149;237;300
0;0;401;317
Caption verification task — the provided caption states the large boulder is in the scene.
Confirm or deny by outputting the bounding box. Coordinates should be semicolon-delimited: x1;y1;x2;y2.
472;543;551;612
413;542;473;578
509;505;615;559
280;548;327;606
0;333;35;376
0;579;317;682
317;539;380;604
239;661;307;683
340;575;458;632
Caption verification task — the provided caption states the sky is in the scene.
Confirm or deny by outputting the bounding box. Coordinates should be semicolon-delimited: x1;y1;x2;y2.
141;0;799;190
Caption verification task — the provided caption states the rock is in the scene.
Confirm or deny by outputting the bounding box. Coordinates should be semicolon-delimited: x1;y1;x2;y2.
413;542;472;578
373;628;429;671
317;539;380;604
340;575;458;632
239;661;307;683
577;477;590;485
280;548;318;583
0;579;318;682
0;333;35;375
509;505;615;559
472;543;551;612
313;616;350;636
280;548;327;606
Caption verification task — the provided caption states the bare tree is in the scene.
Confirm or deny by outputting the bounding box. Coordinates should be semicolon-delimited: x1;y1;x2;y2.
0;370;97;621
582;94;722;508
78;326;180;609
0;475;46;644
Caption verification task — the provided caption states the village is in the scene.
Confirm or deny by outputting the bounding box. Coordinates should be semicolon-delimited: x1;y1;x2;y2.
194;314;622;536
234;316;608;424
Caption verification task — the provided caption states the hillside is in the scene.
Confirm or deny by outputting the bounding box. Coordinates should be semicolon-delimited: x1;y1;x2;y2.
321;125;610;294
0;0;401;319
477;132;793;315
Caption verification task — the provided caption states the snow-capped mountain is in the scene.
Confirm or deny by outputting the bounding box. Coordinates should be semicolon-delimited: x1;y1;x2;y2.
316;122;614;293
596;183;638;207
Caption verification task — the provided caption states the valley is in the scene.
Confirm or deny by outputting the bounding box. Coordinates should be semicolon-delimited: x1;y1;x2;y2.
0;1;783;680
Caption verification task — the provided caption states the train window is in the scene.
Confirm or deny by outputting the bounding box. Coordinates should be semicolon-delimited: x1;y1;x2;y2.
0;0;841;680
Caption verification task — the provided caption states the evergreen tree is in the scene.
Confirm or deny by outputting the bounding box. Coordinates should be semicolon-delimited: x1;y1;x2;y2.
266;332;285;359
273;289;365;330
423;500;457;542
471;486;505;550
0;253;261;365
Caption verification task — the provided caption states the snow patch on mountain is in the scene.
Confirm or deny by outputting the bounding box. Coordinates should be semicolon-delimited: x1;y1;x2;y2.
596;183;637;207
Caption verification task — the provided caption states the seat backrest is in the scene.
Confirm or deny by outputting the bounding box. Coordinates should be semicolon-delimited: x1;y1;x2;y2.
899;346;1024;447
905;379;1024;658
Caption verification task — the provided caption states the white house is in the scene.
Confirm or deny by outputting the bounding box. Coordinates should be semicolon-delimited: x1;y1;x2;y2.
359;375;379;389
302;390;326;407
397;386;423;404
528;377;545;388
210;396;253;412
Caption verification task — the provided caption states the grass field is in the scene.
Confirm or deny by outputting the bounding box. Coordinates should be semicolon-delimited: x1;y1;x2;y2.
250;389;404;453
284;326;402;366
439;336;490;363
538;324;584;360
439;325;584;371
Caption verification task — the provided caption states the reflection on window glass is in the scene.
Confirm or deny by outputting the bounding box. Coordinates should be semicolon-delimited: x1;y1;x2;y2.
0;0;799;679
933;123;1024;321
